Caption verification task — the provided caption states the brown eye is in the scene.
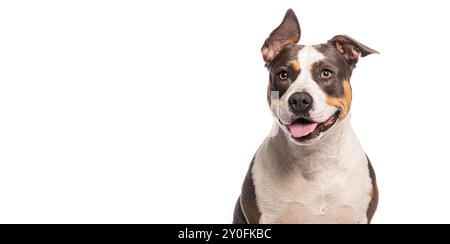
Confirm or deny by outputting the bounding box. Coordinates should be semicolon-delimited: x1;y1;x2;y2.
278;70;289;81
320;69;333;79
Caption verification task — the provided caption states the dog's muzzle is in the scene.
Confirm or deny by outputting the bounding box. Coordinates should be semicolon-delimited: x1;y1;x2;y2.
282;110;340;142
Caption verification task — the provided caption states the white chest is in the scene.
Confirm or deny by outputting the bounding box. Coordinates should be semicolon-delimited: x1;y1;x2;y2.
252;140;372;224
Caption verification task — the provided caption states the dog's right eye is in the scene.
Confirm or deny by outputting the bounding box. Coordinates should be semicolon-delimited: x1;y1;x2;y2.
277;70;289;81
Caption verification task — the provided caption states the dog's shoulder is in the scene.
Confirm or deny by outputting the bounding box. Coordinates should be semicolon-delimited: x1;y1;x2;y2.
233;156;261;224
366;155;378;223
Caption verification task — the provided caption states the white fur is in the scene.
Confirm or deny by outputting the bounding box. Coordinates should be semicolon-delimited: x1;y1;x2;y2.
252;117;372;224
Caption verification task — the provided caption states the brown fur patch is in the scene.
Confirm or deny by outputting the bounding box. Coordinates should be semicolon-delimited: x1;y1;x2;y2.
325;80;352;119
310;61;319;70
288;60;300;71
267;82;272;106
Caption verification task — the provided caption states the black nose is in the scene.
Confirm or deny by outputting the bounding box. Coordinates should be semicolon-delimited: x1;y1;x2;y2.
288;92;313;114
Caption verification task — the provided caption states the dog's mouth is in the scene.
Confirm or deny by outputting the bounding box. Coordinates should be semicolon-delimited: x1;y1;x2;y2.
285;111;340;141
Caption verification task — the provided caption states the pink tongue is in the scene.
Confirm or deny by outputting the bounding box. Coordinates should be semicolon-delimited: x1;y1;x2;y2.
288;122;318;138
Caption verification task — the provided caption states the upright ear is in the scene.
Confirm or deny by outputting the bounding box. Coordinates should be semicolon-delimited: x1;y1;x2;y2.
328;35;378;69
261;9;301;64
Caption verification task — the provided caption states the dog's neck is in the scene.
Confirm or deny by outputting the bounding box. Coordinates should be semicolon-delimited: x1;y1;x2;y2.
266;116;361;176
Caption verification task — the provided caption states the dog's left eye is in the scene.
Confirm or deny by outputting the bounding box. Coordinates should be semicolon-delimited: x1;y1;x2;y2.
320;69;334;79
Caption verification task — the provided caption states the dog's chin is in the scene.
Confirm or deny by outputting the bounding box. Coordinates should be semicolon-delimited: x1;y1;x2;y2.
279;111;340;146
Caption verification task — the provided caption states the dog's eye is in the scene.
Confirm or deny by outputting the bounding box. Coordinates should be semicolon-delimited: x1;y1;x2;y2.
278;70;289;81
320;69;333;79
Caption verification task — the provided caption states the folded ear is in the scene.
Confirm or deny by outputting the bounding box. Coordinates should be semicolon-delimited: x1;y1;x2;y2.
328;35;378;69
261;9;301;64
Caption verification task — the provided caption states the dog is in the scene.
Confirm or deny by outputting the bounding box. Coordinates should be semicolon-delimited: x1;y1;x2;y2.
233;9;378;224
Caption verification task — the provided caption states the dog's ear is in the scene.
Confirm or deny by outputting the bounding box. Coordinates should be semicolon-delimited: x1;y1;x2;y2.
328;35;378;68
328;35;378;69
261;9;301;64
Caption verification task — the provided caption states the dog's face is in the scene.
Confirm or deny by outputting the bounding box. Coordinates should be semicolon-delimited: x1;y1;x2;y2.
262;9;377;145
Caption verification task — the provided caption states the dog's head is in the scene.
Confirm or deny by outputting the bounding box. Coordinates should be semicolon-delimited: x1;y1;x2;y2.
263;9;377;145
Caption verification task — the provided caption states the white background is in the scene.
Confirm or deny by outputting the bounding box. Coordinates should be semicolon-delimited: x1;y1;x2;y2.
0;0;449;224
